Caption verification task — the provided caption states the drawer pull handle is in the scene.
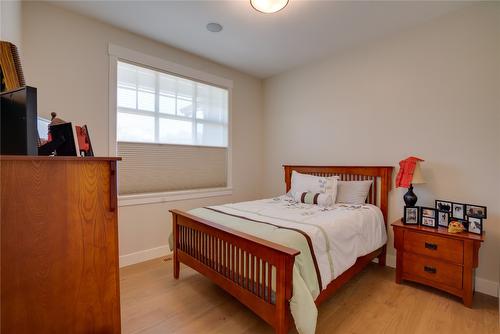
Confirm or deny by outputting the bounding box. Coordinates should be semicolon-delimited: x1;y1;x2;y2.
424;242;437;250
424;266;437;274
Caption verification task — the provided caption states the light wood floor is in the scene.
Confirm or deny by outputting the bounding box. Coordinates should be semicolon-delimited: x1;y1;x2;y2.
120;257;499;334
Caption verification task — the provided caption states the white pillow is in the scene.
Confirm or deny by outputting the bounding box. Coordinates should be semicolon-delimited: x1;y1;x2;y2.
293;191;333;207
336;180;373;204
290;171;339;204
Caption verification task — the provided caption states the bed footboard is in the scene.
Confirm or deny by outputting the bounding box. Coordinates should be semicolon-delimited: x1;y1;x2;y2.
171;209;300;334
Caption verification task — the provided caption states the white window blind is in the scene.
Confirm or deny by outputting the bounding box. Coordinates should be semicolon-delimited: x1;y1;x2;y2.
116;61;229;195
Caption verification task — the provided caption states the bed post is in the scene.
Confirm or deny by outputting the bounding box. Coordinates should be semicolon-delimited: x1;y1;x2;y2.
170;209;299;334
377;167;392;267
284;165;292;192
275;256;294;334
173;213;180;279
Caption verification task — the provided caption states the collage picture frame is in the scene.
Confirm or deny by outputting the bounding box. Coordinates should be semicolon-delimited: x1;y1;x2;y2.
435;199;486;235
403;200;486;235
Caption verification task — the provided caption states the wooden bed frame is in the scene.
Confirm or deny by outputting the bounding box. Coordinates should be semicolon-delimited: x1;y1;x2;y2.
171;165;393;334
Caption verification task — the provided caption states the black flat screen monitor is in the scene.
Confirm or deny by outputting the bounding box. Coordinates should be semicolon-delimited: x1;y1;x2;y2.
0;86;38;155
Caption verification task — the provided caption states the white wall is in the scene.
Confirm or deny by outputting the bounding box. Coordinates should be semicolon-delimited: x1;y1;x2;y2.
21;1;500;293
21;2;265;265
1;0;22;47
263;3;500;291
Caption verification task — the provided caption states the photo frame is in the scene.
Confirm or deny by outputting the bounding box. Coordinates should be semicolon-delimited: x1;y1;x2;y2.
420;207;437;228
467;216;482;235
456;219;469;231
435;200;452;212
465;204;487;219
437;211;450;228
403;206;419;225
452;202;465;220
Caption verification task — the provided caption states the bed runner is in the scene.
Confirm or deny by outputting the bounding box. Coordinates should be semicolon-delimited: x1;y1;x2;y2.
203;206;323;289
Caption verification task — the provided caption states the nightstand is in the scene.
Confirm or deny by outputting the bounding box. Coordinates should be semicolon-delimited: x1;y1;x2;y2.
392;219;484;307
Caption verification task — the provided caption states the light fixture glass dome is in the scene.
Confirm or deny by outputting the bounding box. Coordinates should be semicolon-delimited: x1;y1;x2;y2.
250;0;289;14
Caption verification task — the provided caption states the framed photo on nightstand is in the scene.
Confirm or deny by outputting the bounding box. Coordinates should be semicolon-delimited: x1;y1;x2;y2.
452;203;465;220
403;206;419;225
435;200;452;212
467;216;482;234
465;204;487;219
420;207;437;228
437;211;450;228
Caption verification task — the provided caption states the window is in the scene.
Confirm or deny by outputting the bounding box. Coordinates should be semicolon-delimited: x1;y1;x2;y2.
114;59;230;198
117;61;228;147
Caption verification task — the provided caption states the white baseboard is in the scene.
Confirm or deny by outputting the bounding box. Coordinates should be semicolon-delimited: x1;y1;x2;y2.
375;254;498;297
119;245;172;268
475;277;499;298
120;246;498;297
385;254;397;268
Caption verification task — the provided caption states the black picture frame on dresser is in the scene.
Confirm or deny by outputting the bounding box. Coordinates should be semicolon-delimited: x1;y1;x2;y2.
420;207;437;228
437;210;450;228
403;206;419;225
452;202;465;220
467;217;482;235
435;200;452;212
455;219;469;231
465;204;487;219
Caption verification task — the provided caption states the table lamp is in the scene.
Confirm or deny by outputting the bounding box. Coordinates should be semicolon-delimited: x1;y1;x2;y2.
396;157;425;206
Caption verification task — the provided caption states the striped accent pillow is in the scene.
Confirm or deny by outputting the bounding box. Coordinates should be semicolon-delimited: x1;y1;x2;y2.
294;191;333;207
300;192;320;204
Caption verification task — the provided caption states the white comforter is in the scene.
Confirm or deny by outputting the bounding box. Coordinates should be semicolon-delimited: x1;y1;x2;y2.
212;195;387;291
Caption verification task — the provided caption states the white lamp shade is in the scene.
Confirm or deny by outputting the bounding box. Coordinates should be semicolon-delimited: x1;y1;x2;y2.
411;161;425;184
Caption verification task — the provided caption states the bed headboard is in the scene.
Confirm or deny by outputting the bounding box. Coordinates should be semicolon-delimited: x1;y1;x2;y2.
283;165;394;224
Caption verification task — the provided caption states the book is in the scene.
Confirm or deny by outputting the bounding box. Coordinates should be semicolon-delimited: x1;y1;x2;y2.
75;125;94;157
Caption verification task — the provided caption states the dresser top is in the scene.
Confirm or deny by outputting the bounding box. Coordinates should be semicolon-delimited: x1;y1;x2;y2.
0;155;121;161
392;219;485;242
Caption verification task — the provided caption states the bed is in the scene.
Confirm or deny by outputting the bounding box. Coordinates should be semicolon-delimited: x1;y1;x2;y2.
170;165;393;334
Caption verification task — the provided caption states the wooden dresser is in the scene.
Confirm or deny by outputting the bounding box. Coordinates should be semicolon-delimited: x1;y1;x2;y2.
392;220;484;307
1;156;121;333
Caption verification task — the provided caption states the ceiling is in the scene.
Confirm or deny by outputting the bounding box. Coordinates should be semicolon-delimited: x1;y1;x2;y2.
49;1;472;78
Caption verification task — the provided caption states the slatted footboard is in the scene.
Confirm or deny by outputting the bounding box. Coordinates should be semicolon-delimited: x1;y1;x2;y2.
171;209;300;334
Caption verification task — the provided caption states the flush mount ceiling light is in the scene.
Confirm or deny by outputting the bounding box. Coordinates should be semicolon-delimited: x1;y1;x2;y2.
250;0;289;14
206;22;223;32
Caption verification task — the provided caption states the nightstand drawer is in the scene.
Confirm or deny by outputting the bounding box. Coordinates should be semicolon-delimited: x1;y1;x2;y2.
403;253;462;290
403;230;463;264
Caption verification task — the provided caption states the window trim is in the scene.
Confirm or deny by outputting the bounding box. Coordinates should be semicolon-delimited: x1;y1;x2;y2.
108;44;233;205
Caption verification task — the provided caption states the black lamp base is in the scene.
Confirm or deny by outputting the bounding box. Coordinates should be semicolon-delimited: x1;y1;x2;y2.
403;184;418;207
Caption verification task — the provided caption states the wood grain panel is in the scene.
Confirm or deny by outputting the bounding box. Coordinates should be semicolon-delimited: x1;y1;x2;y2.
404;230;463;264
402;253;462;290
1;157;121;334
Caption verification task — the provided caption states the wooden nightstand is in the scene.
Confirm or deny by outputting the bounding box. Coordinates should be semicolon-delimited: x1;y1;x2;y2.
392;219;484;307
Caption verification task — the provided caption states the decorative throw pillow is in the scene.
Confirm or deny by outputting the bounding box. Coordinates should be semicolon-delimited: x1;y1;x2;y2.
290;171;339;204
293;191;333;207
336;180;373;205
